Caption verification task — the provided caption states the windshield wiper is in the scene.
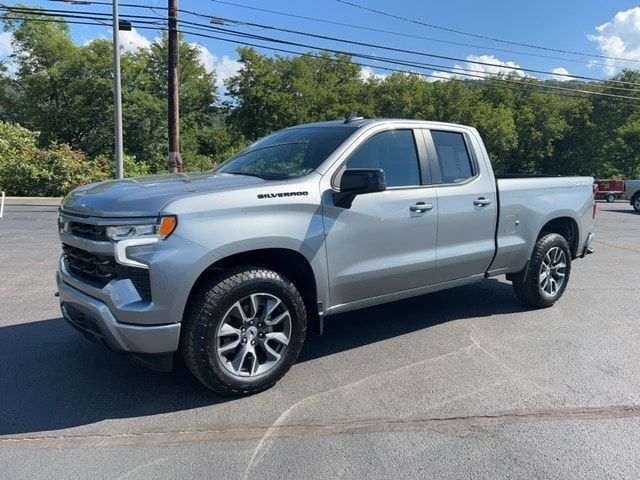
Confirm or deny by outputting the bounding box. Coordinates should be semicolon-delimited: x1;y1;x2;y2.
223;171;266;179
223;171;294;181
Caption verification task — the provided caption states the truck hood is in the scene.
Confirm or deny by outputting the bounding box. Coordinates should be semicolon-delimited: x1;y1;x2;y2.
61;172;266;217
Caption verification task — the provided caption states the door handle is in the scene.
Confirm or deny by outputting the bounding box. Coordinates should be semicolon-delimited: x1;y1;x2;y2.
410;202;434;213
473;197;492;207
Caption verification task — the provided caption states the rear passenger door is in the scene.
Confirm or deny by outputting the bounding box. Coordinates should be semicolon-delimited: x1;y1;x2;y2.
425;129;497;282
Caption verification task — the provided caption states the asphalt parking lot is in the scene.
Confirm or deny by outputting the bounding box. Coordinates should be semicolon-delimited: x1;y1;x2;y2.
1;198;639;479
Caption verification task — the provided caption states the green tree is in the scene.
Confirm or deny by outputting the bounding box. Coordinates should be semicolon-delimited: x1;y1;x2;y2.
2;11;228;174
227;49;370;139
604;120;640;178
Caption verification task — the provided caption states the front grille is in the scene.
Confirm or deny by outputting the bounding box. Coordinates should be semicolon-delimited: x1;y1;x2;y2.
63;244;116;286
62;244;152;301
67;222;109;242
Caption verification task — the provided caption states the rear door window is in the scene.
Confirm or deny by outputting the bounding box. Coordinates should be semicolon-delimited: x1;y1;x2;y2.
431;131;474;184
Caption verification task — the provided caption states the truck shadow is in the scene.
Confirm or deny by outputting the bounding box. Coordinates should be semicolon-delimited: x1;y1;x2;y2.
0;279;526;436
299;278;526;363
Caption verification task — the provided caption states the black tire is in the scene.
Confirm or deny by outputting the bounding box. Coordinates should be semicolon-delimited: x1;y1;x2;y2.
181;267;307;396
512;233;572;308
632;194;640;213
606;194;615;203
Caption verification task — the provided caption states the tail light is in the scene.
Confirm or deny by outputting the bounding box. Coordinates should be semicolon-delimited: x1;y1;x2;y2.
592;183;598;218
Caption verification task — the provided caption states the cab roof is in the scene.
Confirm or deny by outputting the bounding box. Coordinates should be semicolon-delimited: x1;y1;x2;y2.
287;118;471;130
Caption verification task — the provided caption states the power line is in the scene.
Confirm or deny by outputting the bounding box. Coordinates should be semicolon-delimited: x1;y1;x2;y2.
179;12;640;89
0;14;109;28
51;0;640;87
176;26;598;101
3;7;640;102
207;0;620;72
6;4;165;24
175;22;640;100
33;2;640;88
336;0;640;66
169;15;640;95
47;0;634;74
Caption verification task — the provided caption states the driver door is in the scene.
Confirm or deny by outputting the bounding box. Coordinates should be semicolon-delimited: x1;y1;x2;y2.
322;128;439;308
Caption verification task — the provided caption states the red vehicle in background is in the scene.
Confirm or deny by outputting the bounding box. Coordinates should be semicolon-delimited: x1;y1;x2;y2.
594;180;625;202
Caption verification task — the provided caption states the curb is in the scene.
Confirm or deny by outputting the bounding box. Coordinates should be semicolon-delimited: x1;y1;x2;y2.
5;197;62;200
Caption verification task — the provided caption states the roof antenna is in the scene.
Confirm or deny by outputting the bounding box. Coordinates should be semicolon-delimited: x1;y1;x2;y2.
344;112;364;124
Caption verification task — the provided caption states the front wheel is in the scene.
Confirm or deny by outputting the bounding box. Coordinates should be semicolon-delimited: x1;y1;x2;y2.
512;233;572;308
606;194;616;203
633;194;640;213
181;267;307;396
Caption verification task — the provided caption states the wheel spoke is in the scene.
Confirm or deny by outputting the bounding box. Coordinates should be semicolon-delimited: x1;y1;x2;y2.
218;323;240;338
539;270;549;284
249;294;260;320
541;277;550;292
265;331;289;346
248;349;259;375
218;338;241;354
230;345;250;374
231;301;250;323
261;341;281;361
265;297;282;318
266;311;289;326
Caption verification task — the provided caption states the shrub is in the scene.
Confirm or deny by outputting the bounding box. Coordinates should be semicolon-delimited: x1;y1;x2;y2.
0;122;107;196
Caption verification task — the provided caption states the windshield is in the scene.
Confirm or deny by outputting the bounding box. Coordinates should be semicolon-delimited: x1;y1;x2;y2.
216;126;357;180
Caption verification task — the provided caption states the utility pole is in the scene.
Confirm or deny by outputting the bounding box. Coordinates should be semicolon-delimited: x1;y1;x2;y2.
112;0;124;179
167;0;182;173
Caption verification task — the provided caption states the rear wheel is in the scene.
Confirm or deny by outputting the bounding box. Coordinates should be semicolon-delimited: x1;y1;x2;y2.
633;194;640;213
606;194;616;203
181;267;307;396
512;233;572;308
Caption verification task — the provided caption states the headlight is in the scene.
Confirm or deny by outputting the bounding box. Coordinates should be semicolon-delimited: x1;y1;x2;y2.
106;216;177;241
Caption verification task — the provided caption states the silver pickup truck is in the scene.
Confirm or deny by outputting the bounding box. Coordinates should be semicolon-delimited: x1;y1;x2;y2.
57;118;595;395
625;180;640;212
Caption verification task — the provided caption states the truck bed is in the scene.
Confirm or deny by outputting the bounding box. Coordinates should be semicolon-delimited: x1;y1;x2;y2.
488;176;595;276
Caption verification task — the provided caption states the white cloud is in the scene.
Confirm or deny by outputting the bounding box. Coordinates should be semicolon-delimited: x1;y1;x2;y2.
194;44;216;73
359;66;387;81
588;7;640;75
0;31;17;75
427;70;454;82
430;54;525;81
458;54;525;78
192;43;242;92
0;31;14;58
551;67;573;81
119;28;151;53
215;55;242;89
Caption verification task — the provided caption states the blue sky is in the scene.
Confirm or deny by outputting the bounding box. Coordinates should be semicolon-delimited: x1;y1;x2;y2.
2;0;640;90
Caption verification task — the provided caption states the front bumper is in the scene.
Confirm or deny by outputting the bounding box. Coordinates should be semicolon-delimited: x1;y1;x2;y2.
57;271;181;356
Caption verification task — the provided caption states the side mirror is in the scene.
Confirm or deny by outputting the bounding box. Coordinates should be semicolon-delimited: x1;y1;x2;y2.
333;168;386;208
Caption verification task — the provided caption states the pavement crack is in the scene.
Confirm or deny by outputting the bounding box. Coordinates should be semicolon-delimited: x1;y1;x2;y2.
3;405;640;449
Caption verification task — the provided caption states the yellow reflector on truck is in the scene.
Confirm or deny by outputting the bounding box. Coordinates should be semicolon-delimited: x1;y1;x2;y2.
159;216;177;239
